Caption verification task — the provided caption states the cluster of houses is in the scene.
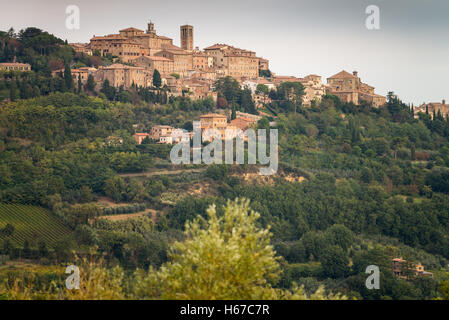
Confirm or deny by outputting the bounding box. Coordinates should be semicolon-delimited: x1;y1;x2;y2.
133;111;261;145
2;19;448;116
413;99;449;119
65;20;388;108
64;22;271;102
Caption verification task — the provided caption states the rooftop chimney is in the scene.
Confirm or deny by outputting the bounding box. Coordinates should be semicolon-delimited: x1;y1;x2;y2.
353;71;358;77
443;99;446;105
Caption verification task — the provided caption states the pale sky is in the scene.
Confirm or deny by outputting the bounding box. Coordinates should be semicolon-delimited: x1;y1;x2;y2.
1;0;448;105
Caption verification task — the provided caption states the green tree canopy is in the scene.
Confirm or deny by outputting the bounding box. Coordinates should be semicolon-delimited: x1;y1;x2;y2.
134;199;345;300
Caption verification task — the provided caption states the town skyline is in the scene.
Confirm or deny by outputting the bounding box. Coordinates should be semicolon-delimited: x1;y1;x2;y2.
1;0;448;105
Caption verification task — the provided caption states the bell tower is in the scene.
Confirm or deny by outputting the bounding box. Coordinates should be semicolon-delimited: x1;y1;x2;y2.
180;25;193;51
147;21;156;35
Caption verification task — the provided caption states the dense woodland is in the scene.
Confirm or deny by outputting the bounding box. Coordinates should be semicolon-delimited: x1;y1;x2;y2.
1;28;449;300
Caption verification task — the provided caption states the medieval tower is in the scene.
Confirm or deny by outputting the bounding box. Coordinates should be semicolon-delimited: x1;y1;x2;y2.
180;25;193;51
147;21;156;35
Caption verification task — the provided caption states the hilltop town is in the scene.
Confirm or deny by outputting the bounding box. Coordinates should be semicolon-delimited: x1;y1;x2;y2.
52;21;394;144
2;21;449;124
67;22;389;108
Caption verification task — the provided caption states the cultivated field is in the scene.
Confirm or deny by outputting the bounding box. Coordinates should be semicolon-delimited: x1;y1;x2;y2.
0;204;72;247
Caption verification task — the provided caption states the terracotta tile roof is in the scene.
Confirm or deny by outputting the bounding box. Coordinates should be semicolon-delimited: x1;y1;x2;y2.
273;76;302;83
0;62;31;67
119;27;144;32
159;45;190;55
91;34;125;40
328;70;357;79
69;43;89;48
103;63;144;70
200;113;227;118
140;55;173;62
224;53;255;58
204;44;229;50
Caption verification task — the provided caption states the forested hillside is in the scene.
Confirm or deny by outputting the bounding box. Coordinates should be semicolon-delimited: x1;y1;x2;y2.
0;88;448;299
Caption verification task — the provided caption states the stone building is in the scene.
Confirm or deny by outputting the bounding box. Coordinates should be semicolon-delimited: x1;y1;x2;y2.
118;24;174;56
258;58;269;71
163;75;183;96
225;54;259;79
230;117;258;131
95;64;150;89
89;22;189;63
204;44;267;80
131;55;174;77
194;112;257;142
69;43;93;56
89;34;143;62
0;62;31;72
414;99;449;119
199;113;237;141
326;70;386;108
154;46;193;77
180;25;194;51
183;79;216;100
192;49;214;71
200;113;228;130
149;125;175;140
392;258;433;279
299;74;327;106
71;67;97;84
133;133;150;144
159;128;190;144
392;258;407;278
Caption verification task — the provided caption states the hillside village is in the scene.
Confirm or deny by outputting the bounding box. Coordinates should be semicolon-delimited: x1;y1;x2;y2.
70;21;394;144
1;19;449;301
2;21;449;130
68;22;388;108
54;23;449;123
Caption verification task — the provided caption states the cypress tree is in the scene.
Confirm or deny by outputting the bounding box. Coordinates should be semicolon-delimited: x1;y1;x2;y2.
64;64;73;90
86;74;95;92
77;74;82;94
153;69;162;88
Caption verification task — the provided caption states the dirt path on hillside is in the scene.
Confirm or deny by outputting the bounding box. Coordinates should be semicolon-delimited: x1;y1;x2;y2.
118;168;205;178
98;209;157;221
